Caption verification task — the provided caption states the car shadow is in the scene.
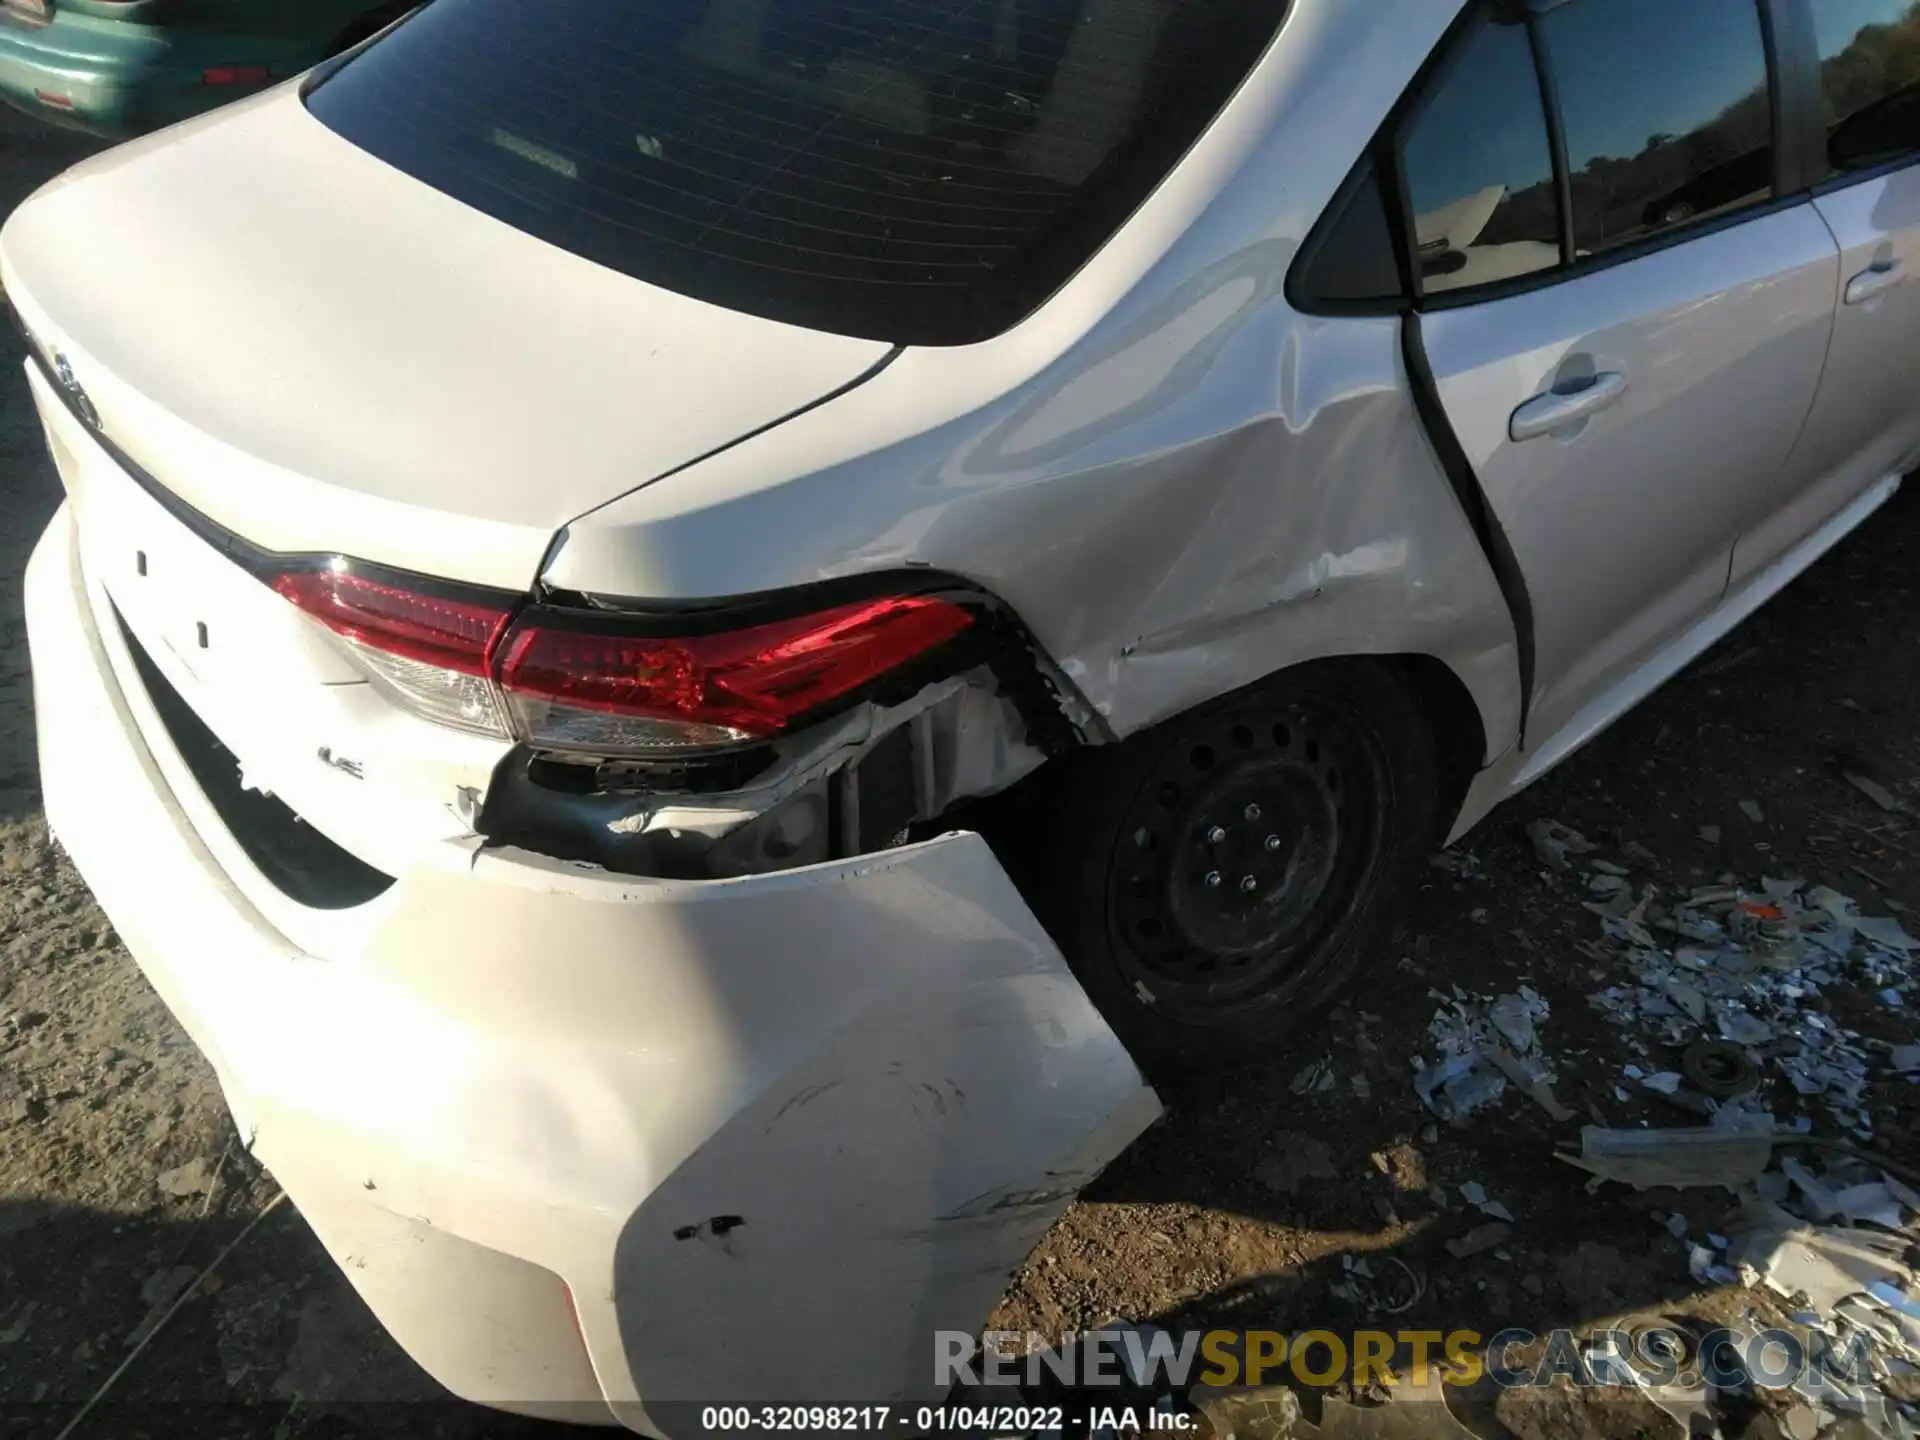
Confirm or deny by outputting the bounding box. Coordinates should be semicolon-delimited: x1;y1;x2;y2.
0;1187;583;1439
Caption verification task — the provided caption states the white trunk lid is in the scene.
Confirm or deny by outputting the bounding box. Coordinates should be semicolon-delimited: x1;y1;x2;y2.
1;86;892;592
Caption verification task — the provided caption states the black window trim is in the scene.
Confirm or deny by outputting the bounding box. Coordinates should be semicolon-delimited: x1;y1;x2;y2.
1291;0;1847;317
1522;10;1576;267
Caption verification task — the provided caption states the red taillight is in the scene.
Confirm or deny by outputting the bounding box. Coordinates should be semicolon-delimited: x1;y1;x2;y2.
273;568;518;737
494;596;974;752
273;568;512;675
203;65;271;85
272;567;974;755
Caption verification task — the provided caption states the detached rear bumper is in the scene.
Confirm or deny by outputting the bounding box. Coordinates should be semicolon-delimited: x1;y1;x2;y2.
24;503;1158;1432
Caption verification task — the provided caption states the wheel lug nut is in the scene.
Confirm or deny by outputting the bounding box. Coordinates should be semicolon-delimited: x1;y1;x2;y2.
1206;825;1227;845
1240;875;1258;893
1244;803;1262;821
1265;834;1282;852
1204;871;1223;889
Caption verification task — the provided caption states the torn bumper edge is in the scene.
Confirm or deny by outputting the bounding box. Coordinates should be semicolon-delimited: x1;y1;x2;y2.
23;502;1162;1432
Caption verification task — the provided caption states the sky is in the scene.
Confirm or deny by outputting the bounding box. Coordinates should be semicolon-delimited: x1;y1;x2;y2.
1812;0;1920;62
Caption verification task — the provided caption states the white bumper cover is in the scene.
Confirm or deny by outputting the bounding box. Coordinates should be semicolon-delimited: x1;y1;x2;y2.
24;505;1159;1433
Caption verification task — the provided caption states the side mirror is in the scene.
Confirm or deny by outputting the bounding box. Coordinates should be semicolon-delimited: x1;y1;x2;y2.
1830;85;1920;173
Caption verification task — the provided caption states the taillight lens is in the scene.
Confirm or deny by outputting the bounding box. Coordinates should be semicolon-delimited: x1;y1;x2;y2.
494;596;974;754
274;567;973;755
272;567;515;736
203;65;271;85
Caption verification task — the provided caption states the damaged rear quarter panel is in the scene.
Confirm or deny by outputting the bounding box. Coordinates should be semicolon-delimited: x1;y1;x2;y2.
543;0;1518;764
549;297;1520;763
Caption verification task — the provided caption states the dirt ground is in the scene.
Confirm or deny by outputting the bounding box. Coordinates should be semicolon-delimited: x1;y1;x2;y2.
2;105;1917;1440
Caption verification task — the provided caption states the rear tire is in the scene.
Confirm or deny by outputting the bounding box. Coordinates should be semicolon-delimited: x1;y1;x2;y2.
1030;659;1436;1070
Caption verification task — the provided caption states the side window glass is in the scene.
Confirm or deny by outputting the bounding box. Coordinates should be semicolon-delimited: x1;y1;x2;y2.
1398;15;1561;296
1538;0;1773;254
1813;1;1920;173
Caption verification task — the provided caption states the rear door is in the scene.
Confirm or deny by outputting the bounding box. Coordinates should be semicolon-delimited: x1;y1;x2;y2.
1403;0;1839;748
1733;0;1920;581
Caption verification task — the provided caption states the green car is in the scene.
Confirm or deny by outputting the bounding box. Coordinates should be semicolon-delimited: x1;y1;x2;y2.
0;0;406;138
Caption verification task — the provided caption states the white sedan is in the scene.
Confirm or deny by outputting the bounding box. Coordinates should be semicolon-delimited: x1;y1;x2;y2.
8;0;1920;1427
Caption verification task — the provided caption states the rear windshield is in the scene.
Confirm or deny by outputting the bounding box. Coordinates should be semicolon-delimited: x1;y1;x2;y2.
305;0;1288;345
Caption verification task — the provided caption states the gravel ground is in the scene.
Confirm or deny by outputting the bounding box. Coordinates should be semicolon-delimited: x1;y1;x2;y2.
3;104;1917;1440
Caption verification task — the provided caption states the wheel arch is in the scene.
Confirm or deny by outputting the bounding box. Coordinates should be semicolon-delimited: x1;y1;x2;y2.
993;648;1488;857
1380;651;1486;843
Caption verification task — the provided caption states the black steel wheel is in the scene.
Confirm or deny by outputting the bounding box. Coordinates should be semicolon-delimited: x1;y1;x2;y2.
1033;659;1437;1067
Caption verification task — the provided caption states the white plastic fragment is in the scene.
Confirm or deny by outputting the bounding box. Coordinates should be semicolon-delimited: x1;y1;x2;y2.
1866;1282;1920;1321
1731;1224;1914;1315
1558;1117;1775;1191
1856;915;1919;952
1488;993;1539;1052
1525;819;1595;871
1782;1157;1844;1221
1830;1182;1907;1231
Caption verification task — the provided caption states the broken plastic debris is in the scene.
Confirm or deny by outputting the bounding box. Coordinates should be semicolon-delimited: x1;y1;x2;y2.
1687;1243;1737;1286
1445;1222;1511;1259
1782;1157;1844;1221
1843;771;1903;813
1730;1224;1914;1316
1488;992;1540;1051
1664;977;1709;1024
1412;990;1549;1123
1830;1182;1907;1231
1740;799;1765;823
1525;818;1596;871
1557;1117;1775;1192
1289;1057;1336;1095
1866;1281;1920;1321
1856;914;1919;952
1482;1043;1574;1121
1713;1003;1775;1046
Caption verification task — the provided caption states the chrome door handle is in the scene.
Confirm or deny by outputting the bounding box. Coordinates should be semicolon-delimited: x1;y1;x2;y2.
1845;258;1905;305
1509;371;1629;442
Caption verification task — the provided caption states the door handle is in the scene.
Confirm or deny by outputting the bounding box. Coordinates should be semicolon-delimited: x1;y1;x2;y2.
1509;371;1629;442
1845;258;1905;305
